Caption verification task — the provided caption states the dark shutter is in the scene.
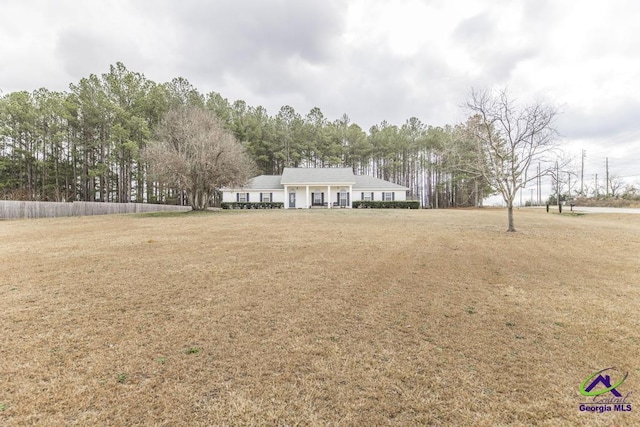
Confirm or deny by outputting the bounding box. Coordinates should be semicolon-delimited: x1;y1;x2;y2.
246;193;250;202
321;193;324;205
347;192;350;206
337;193;340;203
260;193;263;202
392;192;395;201
311;192;314;205
236;193;239;202
382;192;385;201
371;192;374;200
361;192;364;200
270;192;273;202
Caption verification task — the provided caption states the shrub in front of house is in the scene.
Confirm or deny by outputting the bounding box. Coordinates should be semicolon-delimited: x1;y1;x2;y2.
221;202;284;209
352;200;420;209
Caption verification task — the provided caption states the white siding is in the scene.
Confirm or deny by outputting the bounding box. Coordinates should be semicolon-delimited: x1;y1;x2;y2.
268;191;285;203
293;188;308;208
222;191;236;203
394;191;407;201
222;190;285;203
353;190;407;201
222;188;407;206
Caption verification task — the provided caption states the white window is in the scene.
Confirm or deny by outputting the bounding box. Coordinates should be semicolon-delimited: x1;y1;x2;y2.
383;192;394;201
238;193;247;202
362;192;373;201
314;192;323;205
261;193;271;202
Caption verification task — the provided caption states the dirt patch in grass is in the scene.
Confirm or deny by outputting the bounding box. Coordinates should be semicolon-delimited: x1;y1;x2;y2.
1;209;639;425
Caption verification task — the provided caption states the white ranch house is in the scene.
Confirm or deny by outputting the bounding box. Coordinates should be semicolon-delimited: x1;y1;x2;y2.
222;168;409;209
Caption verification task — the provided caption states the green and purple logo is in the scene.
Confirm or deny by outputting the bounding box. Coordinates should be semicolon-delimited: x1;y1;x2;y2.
579;367;633;413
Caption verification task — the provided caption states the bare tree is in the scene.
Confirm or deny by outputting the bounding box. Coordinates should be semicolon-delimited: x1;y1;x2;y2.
146;106;254;210
622;183;639;200
465;88;560;231
608;175;624;198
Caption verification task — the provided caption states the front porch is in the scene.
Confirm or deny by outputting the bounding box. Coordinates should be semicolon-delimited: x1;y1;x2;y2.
309;202;348;209
283;184;352;209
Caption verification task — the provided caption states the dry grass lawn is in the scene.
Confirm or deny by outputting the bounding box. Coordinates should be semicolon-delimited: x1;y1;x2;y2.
1;208;639;426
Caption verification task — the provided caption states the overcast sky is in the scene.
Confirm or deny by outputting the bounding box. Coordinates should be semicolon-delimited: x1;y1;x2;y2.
1;0;639;193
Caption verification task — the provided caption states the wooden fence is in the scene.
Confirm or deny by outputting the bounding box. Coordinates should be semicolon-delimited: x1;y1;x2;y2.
0;201;191;219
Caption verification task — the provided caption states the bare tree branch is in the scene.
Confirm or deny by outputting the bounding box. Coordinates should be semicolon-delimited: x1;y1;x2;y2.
145;106;255;210
463;88;561;231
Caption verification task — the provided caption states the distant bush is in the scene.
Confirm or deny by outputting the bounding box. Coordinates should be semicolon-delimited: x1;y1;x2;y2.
353;200;420;209
221;202;284;209
571;196;640;208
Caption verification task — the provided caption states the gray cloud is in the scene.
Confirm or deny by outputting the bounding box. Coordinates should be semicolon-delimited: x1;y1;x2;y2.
2;0;639;169
56;30;119;79
453;8;540;83
453;12;496;46
134;0;345;99
557;99;640;140
557;100;640;184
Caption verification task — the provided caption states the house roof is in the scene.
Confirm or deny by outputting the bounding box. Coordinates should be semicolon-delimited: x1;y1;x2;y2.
281;167;356;184
354;175;409;190
241;175;284;190
223;168;409;191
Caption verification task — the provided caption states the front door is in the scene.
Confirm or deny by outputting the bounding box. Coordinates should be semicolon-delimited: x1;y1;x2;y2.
289;192;296;208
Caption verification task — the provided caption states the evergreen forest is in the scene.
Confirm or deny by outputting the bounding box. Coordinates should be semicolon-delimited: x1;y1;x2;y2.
0;62;492;207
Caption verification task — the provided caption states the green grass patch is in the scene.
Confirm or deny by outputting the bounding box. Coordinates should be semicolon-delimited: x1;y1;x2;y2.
561;212;586;217
184;347;202;355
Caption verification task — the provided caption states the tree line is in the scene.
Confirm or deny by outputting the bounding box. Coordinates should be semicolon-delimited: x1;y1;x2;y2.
0;62;492;207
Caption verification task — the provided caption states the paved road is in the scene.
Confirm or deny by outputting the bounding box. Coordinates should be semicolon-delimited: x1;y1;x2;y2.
570;206;640;214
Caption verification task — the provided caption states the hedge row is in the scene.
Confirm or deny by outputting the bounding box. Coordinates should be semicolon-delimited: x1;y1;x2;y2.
221;201;420;209
353;200;420;209
221;202;284;209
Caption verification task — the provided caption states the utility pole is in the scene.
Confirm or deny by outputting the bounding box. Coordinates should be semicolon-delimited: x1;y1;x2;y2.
581;149;586;196
605;157;609;197
568;172;571;199
595;173;599;197
520;187;522;207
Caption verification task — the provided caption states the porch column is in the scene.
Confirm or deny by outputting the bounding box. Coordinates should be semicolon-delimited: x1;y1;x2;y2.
349;185;353;208
327;185;331;208
284;185;288;209
306;185;310;209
